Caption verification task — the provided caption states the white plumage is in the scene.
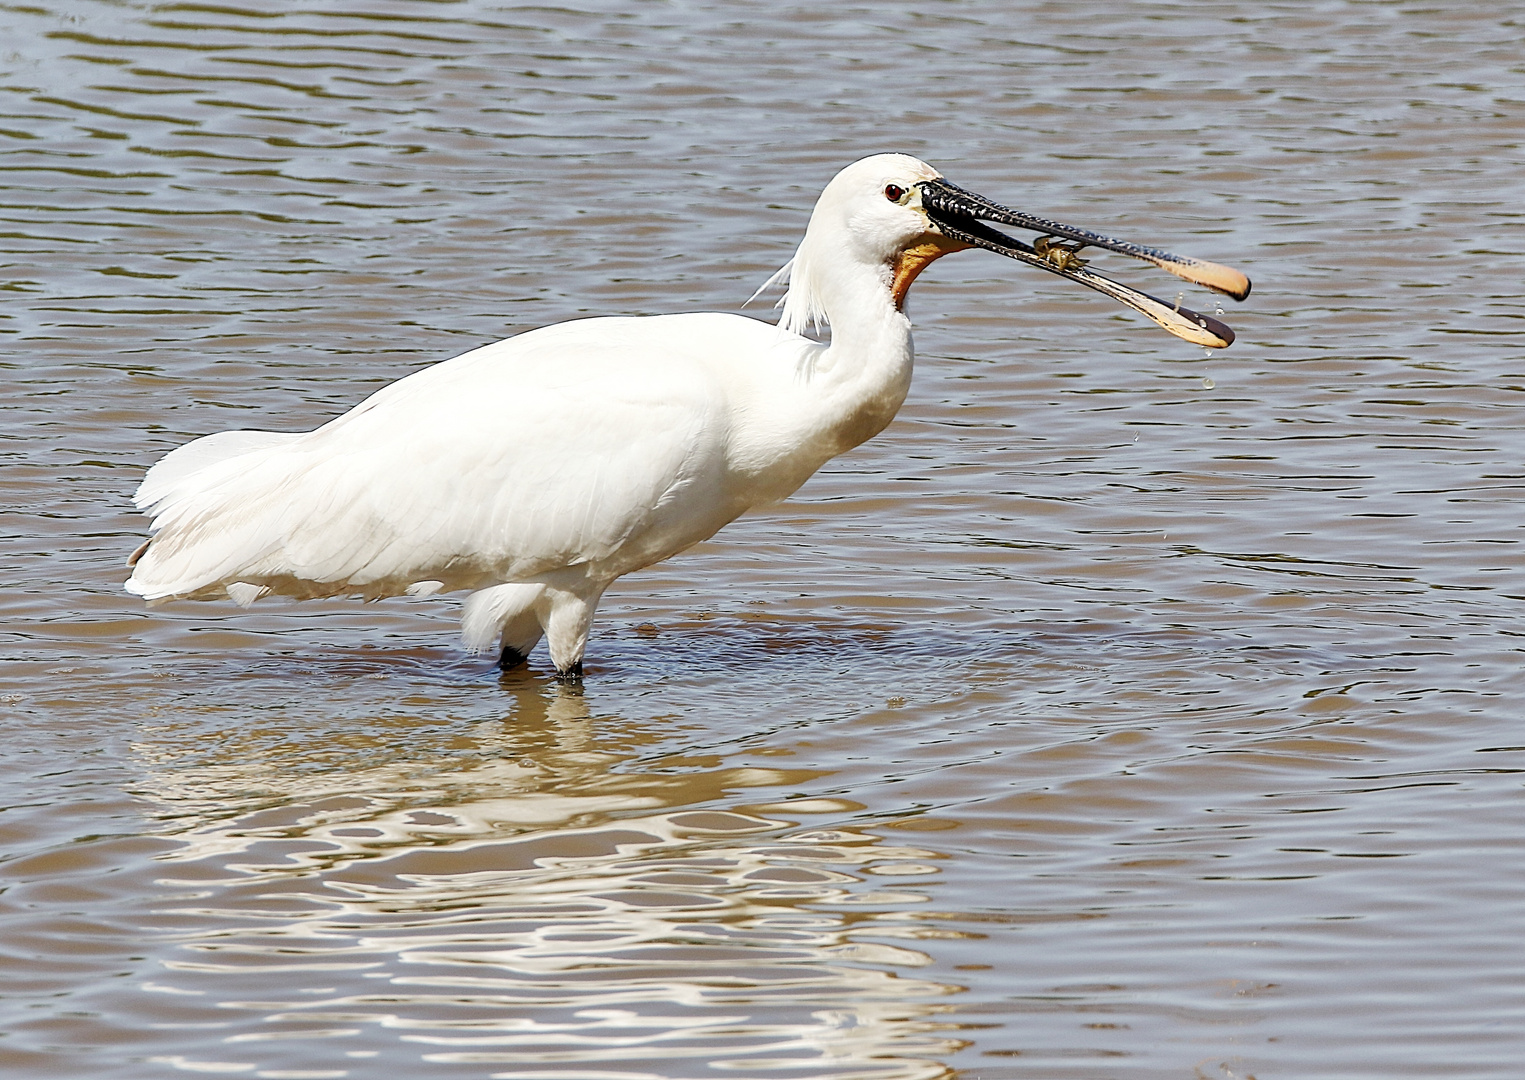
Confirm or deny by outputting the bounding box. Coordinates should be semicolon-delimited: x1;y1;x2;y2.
127;154;1247;677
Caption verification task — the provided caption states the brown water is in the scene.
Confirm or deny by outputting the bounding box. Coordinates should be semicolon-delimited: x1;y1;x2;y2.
3;2;1524;1077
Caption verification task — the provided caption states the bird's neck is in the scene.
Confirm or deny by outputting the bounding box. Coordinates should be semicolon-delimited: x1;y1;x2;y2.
805;259;916;456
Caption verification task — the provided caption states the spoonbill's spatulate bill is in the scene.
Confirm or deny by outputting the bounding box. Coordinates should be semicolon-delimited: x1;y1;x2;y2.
126;154;1250;678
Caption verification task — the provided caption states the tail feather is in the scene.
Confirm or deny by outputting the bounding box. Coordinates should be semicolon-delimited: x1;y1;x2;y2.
135;430;300;511
125;430;476;603
127;429;304;600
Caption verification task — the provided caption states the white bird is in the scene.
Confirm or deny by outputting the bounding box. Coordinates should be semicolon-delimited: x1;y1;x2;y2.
127;153;1249;678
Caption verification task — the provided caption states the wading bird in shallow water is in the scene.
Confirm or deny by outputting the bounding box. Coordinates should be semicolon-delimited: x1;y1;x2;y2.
127;154;1250;678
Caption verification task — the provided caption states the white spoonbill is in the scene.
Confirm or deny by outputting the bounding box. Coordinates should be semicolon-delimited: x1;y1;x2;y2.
126;154;1249;678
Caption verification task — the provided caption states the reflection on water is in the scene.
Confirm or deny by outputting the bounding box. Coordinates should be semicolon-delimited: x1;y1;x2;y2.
131;684;964;1079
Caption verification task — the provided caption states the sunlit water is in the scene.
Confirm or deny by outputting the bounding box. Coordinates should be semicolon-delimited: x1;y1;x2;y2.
3;2;1524;1078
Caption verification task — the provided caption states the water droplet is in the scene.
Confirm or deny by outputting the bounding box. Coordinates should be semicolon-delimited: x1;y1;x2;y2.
1202;377;1215;389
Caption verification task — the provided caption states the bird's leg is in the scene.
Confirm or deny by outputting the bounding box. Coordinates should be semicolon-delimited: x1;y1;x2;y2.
496;604;545;671
534;584;605;680
461;583;545;668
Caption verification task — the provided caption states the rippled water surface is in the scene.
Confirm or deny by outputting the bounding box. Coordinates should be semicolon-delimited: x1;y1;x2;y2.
3;2;1524;1077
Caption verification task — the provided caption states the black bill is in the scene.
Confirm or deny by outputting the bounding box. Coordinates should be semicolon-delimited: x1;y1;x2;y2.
918;177;1250;349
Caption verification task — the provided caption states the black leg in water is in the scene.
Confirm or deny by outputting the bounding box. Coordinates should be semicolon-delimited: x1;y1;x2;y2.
497;645;528;670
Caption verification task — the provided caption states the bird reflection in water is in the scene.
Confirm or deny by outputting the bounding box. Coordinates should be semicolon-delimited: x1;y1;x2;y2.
131;681;970;1079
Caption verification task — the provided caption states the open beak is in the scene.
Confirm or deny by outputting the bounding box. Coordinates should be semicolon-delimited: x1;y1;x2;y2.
917;177;1250;349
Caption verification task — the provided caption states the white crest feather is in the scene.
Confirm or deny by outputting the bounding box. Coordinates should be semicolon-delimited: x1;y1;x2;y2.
743;257;792;309
776;238;830;337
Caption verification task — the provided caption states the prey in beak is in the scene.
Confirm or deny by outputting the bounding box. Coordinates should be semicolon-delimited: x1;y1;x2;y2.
914;177;1250;349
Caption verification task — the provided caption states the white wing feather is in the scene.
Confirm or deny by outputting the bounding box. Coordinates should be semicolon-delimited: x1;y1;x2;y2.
135;429;301;512
127;315;785;602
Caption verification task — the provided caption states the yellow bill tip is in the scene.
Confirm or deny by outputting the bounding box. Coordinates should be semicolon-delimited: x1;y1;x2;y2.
1162;258;1251;301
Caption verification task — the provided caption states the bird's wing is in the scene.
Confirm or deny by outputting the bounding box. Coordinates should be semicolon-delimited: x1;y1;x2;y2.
135;429;302;512
128;317;747;601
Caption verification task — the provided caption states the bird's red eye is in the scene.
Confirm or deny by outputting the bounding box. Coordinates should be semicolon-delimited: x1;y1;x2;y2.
883;184;906;202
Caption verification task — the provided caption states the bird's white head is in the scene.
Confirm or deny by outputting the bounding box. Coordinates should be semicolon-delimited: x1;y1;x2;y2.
777;154;959;336
770;153;1252;348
